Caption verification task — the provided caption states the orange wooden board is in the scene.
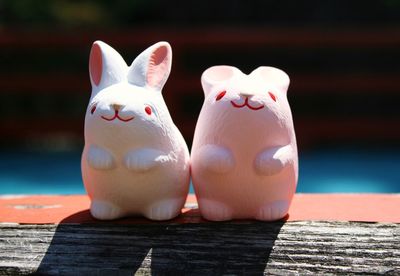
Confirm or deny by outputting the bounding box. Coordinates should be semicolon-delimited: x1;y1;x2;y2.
0;194;399;224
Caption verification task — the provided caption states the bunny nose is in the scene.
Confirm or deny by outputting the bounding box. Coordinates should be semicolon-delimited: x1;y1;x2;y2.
240;91;253;97
111;104;124;111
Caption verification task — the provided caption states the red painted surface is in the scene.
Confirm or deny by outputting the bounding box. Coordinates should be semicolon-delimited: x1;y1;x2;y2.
268;92;277;102
145;106;152;115
101;110;134;122
90;105;96;114
231;98;264;110
0;194;399;224
216;91;226;101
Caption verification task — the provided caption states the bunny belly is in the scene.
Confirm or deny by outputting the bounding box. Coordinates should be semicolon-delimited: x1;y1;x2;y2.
81;147;190;216
191;145;297;219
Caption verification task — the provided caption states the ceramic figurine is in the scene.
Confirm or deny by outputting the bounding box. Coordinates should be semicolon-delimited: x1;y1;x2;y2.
82;41;190;220
191;66;298;221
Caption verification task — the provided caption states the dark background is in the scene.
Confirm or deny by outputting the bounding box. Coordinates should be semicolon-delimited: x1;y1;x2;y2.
1;0;400;152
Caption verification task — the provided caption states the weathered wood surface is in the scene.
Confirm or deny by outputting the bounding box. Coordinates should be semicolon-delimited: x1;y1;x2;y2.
0;221;399;275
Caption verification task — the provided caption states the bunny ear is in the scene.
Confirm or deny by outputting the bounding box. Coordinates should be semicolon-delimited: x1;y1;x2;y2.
201;66;241;96
251;66;290;94
89;41;128;94
127;42;172;91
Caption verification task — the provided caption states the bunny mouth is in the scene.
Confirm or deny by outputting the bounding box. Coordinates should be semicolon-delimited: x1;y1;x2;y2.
101;111;134;122
231;98;264;111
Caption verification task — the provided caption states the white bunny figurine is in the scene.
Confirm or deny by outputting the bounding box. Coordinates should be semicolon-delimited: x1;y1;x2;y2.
191;66;298;221
81;41;190;220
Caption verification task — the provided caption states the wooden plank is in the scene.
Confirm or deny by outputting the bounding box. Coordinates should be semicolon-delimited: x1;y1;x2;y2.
1;194;400;224
0;221;399;275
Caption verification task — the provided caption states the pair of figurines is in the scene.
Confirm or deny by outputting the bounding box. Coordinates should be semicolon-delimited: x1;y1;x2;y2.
82;41;298;221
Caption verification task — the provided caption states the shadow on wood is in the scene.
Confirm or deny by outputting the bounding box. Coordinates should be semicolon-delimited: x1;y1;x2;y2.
35;210;285;274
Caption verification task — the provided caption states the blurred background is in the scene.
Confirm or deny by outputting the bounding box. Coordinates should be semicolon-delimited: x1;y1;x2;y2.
0;0;399;194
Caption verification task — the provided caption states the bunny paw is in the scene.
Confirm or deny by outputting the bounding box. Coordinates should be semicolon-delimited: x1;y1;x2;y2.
125;148;168;172
256;200;289;221
144;199;183;221
90;200;124;220
197;145;235;174
199;199;232;221
87;145;115;170
255;145;293;176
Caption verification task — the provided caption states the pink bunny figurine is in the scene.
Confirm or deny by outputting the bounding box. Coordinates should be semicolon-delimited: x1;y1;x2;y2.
191;66;298;221
81;41;190;220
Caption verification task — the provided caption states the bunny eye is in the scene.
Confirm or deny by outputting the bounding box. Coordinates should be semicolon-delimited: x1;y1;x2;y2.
90;105;97;114
268;92;277;102
145;105;152;115
216;91;226;101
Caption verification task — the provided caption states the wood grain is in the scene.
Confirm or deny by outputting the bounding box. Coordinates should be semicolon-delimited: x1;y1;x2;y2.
0;221;399;275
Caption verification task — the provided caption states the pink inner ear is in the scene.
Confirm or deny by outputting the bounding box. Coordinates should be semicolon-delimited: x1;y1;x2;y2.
147;45;169;88
89;43;102;86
